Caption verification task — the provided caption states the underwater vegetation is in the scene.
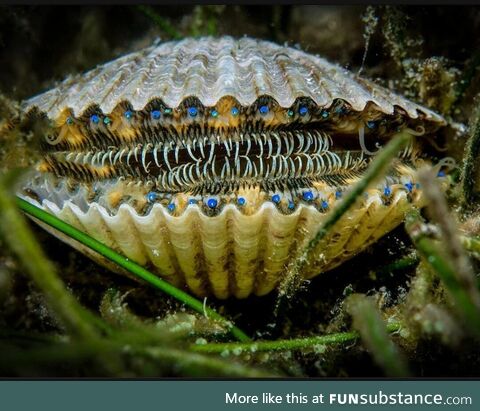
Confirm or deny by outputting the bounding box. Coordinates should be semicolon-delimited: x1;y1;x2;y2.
1;5;480;377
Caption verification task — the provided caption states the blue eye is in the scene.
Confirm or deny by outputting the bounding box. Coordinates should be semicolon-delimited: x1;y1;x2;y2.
335;190;342;199
259;105;269;115
210;109;219;118
271;194;281;204
405;182;414;192
207;198;218;209
321;110;329;119
366;121;377;129
437;170;446;177
321;200;329;209
288;201;295;210
90;114;100;124
287;109;294;117
237;197;246;206
124;110;133;119
188;198;197;205
188;107;198;117
66;117;74;125
384;187;391;196
298;106;308;116
151;110;161;120
167;203;175;212
146;192;158;203
231;107;239;116
303;191;314;201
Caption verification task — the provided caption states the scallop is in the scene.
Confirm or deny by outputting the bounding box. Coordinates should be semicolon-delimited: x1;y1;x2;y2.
19;36;446;298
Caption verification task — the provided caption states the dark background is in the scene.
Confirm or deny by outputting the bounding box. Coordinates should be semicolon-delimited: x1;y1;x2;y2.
1;6;479;105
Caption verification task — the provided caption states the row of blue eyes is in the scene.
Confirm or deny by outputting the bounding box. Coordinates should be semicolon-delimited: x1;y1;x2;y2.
145;178;440;211
66;106;377;129
66;105;374;126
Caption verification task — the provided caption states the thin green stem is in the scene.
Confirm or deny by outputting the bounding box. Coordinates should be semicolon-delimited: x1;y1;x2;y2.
0;178;98;340
376;253;419;277
136;5;182;39
418;168;478;297
288;131;412;280
141;346;276;377
190;323;401;354
405;209;480;335
0;338;274;378
16;197;250;342
346;294;410;377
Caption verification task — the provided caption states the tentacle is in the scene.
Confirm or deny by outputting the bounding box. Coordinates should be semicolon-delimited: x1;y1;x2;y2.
358;125;382;156
433;156;458;173
403;126;426;136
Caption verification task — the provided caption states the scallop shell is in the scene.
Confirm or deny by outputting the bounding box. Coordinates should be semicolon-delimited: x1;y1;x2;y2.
20;36;446;299
24;36;444;123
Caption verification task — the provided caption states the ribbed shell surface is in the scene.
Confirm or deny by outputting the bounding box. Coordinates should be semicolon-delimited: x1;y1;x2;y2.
28;189;417;299
24;36;444;123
